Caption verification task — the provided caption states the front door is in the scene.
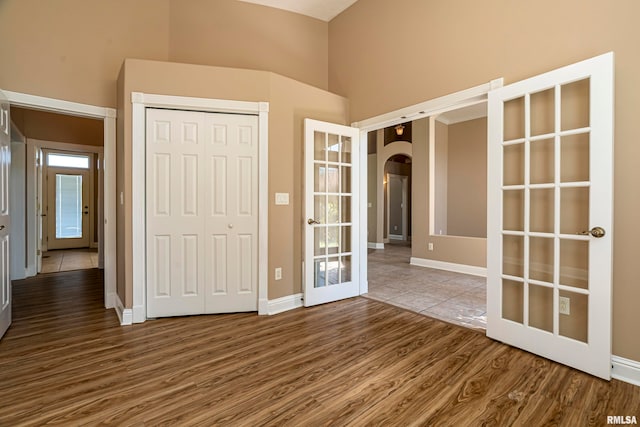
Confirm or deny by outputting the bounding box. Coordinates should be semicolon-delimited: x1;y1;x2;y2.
0;90;11;339
304;119;360;306
47;168;90;250
487;53;614;379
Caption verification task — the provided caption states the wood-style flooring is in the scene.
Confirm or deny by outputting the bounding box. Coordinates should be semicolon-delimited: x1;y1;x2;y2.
1;269;638;426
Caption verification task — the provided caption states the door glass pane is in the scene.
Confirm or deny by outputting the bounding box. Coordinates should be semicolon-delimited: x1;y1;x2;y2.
503;235;524;278
326;256;340;286
560;187;589;234
529;237;554;283
561;133;590;183
328;134;340;162
326;196;339;224
503;190;524;231
314;227;326;256
530;138;555;184
341;196;351;223
560;239;589;290
314;259;326;288
326;226;340;255
47;153;90;169
504;97;525;141
530;189;554;234
559;290;588;343
56;174;83;239
341;136;352;164
502;279;523;324
314;131;326;161
530;88;555;136
503;144;524;186
314;196;326;224
341;226;351;253
326;165;339;193
529;284;553;333
561;78;590;131
340;255;352;283
341;166;351;193
314;165;326;192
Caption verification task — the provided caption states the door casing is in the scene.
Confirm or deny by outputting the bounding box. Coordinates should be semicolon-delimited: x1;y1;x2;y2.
131;92;269;323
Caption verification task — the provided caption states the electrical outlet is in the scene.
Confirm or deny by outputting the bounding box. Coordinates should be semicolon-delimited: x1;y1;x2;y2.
275;267;282;280
428;243;434;251
559;296;570;315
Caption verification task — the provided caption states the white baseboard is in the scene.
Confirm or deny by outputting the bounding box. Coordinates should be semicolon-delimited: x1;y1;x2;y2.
388;234;404;241
410;257;487;277
612;355;640;387
266;293;303;315
115;294;133;326
368;242;384;249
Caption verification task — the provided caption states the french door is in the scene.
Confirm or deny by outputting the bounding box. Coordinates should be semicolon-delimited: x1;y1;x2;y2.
487;53;614;379
46;168;90;250
304;119;360;306
0;90;10;339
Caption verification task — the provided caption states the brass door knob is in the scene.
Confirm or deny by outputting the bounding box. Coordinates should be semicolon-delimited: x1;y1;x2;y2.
579;226;606;238
307;218;321;225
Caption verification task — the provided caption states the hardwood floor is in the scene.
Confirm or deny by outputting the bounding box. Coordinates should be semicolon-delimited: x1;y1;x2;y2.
1;270;638;426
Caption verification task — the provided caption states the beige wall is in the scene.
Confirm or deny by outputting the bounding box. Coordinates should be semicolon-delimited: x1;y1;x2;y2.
0;0;170;107
329;0;640;361
118;59;348;305
0;0;329;109
169;0;328;91
11;107;104;147
447;118;487;238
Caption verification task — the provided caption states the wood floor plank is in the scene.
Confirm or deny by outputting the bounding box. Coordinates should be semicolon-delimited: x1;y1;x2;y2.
1;269;638;426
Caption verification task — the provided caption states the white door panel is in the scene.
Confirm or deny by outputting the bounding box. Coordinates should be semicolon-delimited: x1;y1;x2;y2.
304;119;360;306
146;109;258;317
487;53;614;379
0;89;11;339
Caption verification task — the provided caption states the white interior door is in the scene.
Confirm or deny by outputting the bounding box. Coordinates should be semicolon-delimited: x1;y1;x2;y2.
0;90;11;339
487;53;614;379
146;108;258;317
46;168;90;250
304;119;359;306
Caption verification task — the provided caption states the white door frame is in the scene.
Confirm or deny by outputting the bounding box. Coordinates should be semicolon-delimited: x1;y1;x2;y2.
352;79;504;295
131;92;269;323
3;90;117;310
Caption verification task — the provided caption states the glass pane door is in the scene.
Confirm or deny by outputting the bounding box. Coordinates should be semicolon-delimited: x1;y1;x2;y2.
56;174;83;239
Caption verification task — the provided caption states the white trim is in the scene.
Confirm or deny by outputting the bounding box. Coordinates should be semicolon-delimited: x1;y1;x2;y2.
612;356;640;387
28;138;104;154
132;92;269;321
388;234;404;241
115;293;133;326
368;242;384;249
410;257;487;277
105;292;116;309
266;293;303;315
4;90;116;310
352;79;503;132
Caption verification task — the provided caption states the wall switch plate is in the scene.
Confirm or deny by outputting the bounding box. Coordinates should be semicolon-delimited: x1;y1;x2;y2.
275;193;289;205
428;243;434;251
559;296;570;315
275;267;282;280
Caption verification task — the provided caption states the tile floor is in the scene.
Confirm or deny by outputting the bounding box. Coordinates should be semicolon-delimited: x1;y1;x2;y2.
41;249;99;273
365;242;487;330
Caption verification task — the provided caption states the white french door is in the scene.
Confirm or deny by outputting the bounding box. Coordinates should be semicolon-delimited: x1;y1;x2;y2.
487;53;614;379
146;108;258;317
46;168;90;250
0;90;11;339
304;119;360;306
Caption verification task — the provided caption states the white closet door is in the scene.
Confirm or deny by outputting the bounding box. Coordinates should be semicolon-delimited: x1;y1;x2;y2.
204;114;258;313
146;108;258;318
0;90;11;339
146;108;206;317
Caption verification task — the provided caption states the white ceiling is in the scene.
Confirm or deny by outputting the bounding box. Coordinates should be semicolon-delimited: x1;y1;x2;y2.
237;0;358;21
